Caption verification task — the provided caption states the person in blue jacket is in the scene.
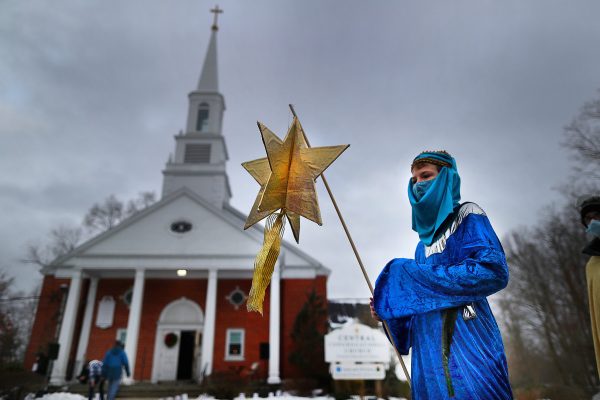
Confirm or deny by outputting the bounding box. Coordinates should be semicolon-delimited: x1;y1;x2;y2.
371;151;512;399
102;340;131;400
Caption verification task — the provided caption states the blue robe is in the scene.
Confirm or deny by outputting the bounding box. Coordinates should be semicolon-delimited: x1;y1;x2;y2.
374;203;513;399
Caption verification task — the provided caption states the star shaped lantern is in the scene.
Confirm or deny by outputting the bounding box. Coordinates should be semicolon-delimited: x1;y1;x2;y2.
243;114;349;313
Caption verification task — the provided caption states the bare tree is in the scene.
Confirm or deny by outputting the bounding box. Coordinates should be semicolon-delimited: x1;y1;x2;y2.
24;225;82;268
0;272;22;366
564;91;600;178
499;203;597;397
0;272;40;365
83;194;124;233
25;192;156;268
84;192;156;235
125;191;156;215
496;92;600;398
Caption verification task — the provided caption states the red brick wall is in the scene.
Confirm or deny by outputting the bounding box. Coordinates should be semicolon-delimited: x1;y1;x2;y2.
24;276;69;369
134;278;208;380
84;278;133;363
280;276;328;379
212;279;271;378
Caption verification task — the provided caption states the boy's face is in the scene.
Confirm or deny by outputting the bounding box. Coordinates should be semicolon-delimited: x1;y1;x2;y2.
584;211;600;227
411;162;439;184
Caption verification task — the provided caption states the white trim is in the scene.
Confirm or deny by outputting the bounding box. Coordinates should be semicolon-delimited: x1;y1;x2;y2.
57;256;258;271
424;203;486;257
53;268;257;280
224;328;245;361
158;297;205;324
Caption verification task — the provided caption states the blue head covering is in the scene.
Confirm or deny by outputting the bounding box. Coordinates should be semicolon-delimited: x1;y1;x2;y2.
407;151;461;245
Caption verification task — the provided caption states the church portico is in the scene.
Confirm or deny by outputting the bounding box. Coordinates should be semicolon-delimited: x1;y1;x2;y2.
34;256;326;383
44;265;282;382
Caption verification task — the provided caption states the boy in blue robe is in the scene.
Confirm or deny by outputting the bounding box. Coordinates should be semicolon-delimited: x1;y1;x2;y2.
371;151;513;399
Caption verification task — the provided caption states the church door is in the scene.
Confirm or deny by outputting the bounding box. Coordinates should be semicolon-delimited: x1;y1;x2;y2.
156;328;180;381
151;298;204;383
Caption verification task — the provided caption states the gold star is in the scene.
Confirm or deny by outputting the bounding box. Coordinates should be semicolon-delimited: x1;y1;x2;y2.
242;113;348;314
242;117;348;242
258;117;348;226
242;125;302;243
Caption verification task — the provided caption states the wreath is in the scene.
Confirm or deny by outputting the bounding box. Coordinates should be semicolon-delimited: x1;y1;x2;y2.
164;332;178;348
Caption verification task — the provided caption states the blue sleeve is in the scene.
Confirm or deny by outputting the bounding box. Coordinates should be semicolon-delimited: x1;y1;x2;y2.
121;351;130;376
383;317;412;355
374;214;508;320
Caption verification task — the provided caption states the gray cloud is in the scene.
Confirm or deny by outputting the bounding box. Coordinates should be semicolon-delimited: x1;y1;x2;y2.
1;0;599;296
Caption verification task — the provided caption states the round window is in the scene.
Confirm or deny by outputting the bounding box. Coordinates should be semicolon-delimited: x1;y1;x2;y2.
231;292;244;304
226;287;247;310
170;220;193;234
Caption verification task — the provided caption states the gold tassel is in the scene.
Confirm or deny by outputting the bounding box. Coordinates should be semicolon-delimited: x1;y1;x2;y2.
247;212;286;314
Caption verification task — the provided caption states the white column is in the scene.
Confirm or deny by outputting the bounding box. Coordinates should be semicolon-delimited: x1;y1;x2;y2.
124;269;145;381
74;276;99;376
50;270;83;384
200;269;217;376
268;261;281;384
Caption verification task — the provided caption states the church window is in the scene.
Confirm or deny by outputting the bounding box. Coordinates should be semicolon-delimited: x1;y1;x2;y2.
116;328;127;345
184;144;211;163
122;288;133;308
225;329;244;360
196;104;210;131
225;287;247;310
171;220;193;234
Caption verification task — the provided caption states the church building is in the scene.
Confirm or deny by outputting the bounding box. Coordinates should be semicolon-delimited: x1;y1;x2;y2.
24;10;330;385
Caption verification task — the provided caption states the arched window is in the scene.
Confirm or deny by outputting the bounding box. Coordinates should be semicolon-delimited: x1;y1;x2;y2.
196;103;210;132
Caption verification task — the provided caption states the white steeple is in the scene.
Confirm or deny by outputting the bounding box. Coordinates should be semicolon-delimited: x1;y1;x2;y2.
197;28;218;92
162;6;231;208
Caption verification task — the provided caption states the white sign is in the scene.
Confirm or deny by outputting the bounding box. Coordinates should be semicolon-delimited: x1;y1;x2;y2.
95;296;115;329
331;363;386;380
325;321;390;363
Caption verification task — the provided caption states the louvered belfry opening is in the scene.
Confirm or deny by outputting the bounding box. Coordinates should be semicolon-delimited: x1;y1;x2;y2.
184;144;211;163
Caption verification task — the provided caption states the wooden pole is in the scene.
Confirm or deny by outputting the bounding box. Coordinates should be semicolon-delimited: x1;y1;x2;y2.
288;104;411;387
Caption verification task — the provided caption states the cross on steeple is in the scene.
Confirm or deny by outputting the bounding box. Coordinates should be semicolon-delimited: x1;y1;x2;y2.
211;5;223;31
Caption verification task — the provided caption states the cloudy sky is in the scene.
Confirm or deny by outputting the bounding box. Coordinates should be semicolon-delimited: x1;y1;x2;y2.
1;0;599;298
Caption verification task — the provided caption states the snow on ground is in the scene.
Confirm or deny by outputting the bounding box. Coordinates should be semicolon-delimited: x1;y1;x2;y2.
23;392;406;400
188;393;335;400
34;394;86;400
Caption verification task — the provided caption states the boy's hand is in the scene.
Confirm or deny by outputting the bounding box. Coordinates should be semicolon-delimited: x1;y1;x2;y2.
370;297;382;322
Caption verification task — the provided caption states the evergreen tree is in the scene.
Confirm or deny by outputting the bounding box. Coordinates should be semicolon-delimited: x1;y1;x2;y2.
289;289;329;383
0;273;22;366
